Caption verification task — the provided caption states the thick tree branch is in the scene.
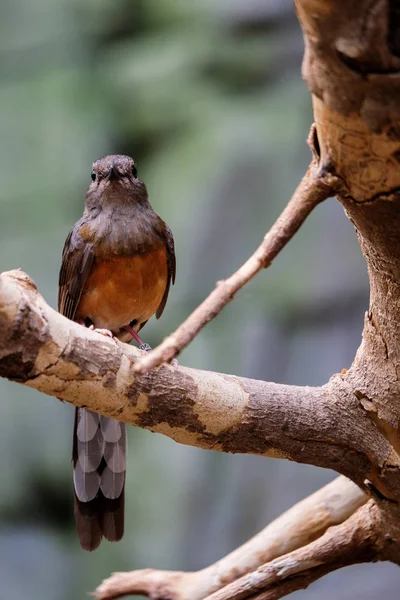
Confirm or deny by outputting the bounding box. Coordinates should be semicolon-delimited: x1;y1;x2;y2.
292;0;400;504
94;476;366;600
0;269;394;496
134;132;343;374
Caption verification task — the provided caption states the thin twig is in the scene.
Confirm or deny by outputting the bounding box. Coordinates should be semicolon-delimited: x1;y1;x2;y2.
134;126;342;374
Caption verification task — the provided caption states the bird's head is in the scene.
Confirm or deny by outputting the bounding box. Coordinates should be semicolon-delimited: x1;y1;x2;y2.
85;154;148;209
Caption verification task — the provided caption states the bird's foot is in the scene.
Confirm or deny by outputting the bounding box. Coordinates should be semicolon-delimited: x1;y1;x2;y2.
139;343;152;352
89;325;113;338
124;326;152;353
124;324;178;366
138;343;178;366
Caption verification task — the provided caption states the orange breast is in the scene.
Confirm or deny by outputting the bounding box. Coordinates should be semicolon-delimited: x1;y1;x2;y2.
76;246;168;332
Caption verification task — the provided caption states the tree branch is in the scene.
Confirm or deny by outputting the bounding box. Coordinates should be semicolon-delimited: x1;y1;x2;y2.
93;476;367;600
203;500;382;600
134;129;343;375
0;269;393;494
2;2;400;599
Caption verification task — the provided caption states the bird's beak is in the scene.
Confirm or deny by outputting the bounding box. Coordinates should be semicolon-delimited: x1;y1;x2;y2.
107;163;122;181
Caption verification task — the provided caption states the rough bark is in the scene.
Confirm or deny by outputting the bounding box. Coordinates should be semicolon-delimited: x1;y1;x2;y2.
294;0;400;505
0;269;396;497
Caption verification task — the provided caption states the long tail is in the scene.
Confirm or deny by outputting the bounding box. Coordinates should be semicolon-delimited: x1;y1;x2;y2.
72;408;126;551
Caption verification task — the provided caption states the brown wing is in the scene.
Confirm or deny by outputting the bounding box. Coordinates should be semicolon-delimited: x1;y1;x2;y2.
156;224;176;319
58;219;95;319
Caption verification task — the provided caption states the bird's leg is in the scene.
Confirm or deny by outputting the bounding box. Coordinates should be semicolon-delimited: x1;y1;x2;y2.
139;343;152;352
124;324;152;351
124;324;177;364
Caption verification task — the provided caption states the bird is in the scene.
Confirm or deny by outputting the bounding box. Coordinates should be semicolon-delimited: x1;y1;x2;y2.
58;154;176;551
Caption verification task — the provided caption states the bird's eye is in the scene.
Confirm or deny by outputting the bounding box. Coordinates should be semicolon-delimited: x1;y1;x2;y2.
91;170;96;182
132;165;138;178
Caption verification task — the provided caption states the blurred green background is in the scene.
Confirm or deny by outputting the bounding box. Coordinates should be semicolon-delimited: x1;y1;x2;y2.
0;1;398;598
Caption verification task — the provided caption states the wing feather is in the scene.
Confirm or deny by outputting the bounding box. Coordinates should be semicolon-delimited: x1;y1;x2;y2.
156;224;176;319
58;220;94;319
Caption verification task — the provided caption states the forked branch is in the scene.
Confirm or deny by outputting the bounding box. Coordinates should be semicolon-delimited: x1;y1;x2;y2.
134;127;343;374
203;500;382;600
94;476;366;599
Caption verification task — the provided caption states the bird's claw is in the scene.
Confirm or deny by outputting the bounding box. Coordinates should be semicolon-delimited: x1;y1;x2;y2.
139;343;152;352
89;326;113;338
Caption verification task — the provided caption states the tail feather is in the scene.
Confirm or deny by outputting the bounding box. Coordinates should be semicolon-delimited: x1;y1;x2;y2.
72;408;126;550
103;425;126;474
74;496;103;551
100;495;125;542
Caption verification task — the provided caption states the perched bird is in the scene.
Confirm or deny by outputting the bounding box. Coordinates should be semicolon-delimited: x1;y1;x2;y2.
58;154;176;551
